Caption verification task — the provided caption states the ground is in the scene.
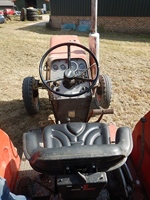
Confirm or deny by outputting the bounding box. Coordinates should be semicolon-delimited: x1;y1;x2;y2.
0;15;150;154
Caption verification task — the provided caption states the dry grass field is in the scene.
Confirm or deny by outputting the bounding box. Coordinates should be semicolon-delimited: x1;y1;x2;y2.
0;16;150;154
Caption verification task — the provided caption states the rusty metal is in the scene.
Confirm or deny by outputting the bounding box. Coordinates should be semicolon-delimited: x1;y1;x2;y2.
87;108;114;122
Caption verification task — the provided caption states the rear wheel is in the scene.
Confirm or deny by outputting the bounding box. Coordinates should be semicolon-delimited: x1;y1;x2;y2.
95;74;112;109
22;76;40;115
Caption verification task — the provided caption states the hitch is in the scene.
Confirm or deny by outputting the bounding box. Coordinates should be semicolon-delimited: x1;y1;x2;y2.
87;108;114;122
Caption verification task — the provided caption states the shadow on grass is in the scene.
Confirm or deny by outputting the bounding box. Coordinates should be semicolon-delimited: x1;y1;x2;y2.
17;21;89;37
0;98;52;156
17;21;150;43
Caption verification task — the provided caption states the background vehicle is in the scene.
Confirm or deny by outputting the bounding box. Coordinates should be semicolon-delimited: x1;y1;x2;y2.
0;14;5;24
0;1;20;16
3;8;15;15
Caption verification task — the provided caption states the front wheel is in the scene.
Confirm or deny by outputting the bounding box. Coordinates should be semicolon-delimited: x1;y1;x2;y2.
22;76;40;115
95;74;112;109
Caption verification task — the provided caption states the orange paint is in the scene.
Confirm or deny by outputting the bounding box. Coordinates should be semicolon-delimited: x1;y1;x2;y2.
48;35;87;62
0;129;20;191
131;111;150;199
109;124;117;142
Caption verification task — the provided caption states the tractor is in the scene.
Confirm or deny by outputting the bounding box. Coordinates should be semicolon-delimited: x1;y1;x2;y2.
0;33;149;200
22;35;112;122
19;34;134;200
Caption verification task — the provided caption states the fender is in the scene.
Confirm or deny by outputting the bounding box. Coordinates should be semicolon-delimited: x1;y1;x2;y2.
0;129;20;192
131;111;150;199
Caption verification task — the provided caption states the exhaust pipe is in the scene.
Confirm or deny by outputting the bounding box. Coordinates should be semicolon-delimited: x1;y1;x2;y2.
89;0;100;62
89;0;100;80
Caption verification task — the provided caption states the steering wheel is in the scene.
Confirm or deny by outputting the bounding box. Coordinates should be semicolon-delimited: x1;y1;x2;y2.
39;42;99;97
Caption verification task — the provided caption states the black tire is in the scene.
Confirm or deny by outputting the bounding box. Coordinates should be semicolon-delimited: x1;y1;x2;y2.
27;10;38;15
27;15;38;21
95;74;112;109
27;8;38;14
20;8;26;21
22;77;40;115
27;13;38;17
27;16;38;21
27;8;38;21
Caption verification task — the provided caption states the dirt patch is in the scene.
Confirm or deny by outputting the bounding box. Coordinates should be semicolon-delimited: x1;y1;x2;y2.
0;16;150;154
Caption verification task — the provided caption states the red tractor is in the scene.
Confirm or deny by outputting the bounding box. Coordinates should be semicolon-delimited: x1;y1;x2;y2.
1;33;150;200
22;35;111;120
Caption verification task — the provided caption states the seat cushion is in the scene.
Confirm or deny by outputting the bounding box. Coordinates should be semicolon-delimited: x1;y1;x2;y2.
43;122;110;148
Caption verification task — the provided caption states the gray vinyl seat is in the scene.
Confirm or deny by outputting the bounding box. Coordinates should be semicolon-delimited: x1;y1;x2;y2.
23;122;133;175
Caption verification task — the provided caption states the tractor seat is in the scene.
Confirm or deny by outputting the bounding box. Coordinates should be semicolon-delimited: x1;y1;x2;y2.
23;122;133;175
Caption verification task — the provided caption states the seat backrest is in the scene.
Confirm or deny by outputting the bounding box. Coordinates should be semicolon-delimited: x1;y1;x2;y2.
43;122;110;148
23;122;133;175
